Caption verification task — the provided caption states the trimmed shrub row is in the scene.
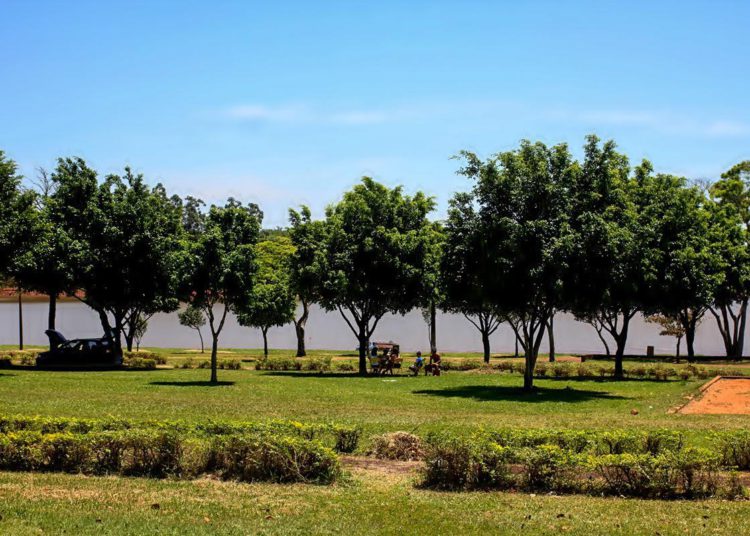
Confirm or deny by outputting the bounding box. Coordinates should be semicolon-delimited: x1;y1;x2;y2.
124;351;167;364
254;356;333;372
0;429;340;484
421;433;744;499
0;415;361;454
177;358;242;370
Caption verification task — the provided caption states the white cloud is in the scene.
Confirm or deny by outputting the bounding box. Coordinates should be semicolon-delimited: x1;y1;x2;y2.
555;108;749;138
221;104;394;125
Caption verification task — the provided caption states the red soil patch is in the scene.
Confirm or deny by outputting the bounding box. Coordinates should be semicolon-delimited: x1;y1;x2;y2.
679;377;750;415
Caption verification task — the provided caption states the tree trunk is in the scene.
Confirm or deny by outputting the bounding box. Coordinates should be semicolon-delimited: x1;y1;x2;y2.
197;328;204;353
481;329;491;364
711;300;748;360
48;293;57;331
523;352;537;391
613;319;630;380
514;337;519;358
676;336;681;360
547;315;556;362
429;300;437;354
18;292;23;350
262;327;269;357
124;329;135;352
210;335;218;383
685;321;696;362
294;300;309;357
738;300;748;360
358;325;368;376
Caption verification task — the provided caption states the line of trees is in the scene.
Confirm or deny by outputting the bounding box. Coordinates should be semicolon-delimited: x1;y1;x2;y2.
1;136;749;389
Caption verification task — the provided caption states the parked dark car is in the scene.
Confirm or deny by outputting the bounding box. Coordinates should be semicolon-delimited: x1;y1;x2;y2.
36;329;123;369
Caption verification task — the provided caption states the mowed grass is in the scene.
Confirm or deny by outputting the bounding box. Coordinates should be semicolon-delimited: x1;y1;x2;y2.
0;358;742;435
0;468;746;536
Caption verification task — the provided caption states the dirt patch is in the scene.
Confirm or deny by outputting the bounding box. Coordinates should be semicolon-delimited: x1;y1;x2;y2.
679;377;750;414
340;455;422;476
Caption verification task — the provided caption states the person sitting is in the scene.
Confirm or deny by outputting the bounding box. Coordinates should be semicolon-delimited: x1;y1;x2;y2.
379;348;393;375
425;351;442;376
408;351;424;376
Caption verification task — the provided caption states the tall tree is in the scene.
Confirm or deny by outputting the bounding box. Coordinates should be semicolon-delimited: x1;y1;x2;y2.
236;236;296;357
567;137;643;379
309;177;436;375
453;141;576;390
0;151;36;285
441;192;503;363
421;222;444;354
707;161;750;359
181;199;261;383
13;171;78;330
49;160;184;351
640;175;719;361
288;206;327;357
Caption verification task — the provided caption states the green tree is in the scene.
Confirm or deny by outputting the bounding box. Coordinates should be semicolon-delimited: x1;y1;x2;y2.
707;161;750;359
178;305;206;353
639;174;719;361
453;141;576;390
288;206;327;357
236;236;296;357
645;314;689;360
49;160;184;352
421;221;444;354
181;199;261;383
310;177;436;375
12;172;78;330
0;151;36;284
567;137;643;379
441;192;503;363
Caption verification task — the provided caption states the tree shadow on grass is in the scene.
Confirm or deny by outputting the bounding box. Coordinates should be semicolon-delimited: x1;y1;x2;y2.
259;371;398;379
149;380;235;387
412;385;629;403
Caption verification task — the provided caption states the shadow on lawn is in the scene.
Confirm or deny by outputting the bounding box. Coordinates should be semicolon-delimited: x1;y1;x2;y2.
413;385;629;403
149;380;235;387
259;372;364;379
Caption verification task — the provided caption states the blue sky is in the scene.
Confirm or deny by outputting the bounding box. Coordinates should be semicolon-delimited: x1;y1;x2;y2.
2;1;749;226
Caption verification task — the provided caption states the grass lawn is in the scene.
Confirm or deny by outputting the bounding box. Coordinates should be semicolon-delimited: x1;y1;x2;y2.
0;466;746;535
1;346;748;535
0;357;742;435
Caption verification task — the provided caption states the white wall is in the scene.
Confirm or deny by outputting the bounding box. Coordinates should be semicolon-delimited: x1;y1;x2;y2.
0;301;742;356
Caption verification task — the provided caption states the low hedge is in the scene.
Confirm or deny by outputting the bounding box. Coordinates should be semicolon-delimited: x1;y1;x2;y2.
0;415;361;454
0;429;340;484
421;433;741;499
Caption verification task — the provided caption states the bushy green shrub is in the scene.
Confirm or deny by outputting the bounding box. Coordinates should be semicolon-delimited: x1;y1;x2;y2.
332;425;361;453
333;361;355;372
496;361;514;373
125;357;157;369
303;356;332;372
218;359;241;370
534;362;548;377
370;431;423;461
421;433;510;490
516;444;577;492
592;448;719;499
551;363;572;378
255;357;301;371
120;430;183;477
208;434;339;484
125;351;166;364
715;430;750;470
